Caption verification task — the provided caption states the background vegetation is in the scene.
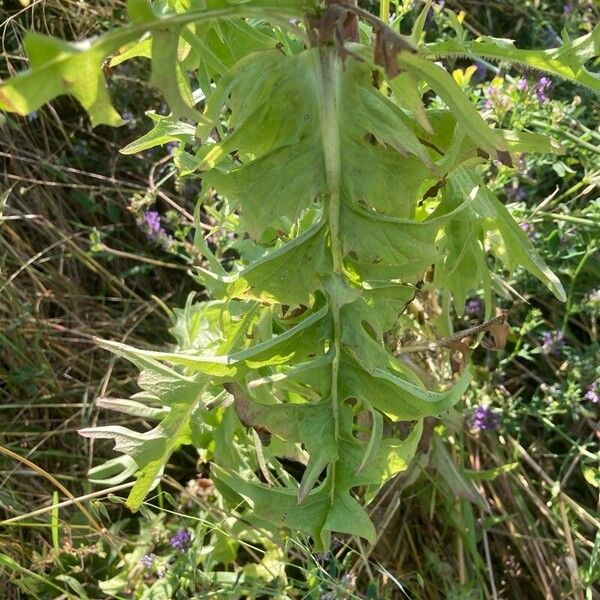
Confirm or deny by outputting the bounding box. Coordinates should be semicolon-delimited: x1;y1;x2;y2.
0;1;598;598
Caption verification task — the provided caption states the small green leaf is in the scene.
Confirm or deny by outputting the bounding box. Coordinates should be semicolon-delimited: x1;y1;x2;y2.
583;466;600;489
120;112;196;154
151;27;205;122
464;462;519;481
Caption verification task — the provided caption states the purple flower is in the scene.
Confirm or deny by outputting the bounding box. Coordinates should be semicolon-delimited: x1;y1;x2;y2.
533;77;551;103
122;110;134;122
563;2;574;14
517;78;528;92
584;382;599;403
471;405;500;431
140;210;175;250
140;554;156;568
27;110;39;122
474;62;487;81
484;85;512;113
166;141;178;154
169;529;191;551
541;330;565;354
143;211;162;234
466;299;482;317
508;186;527;202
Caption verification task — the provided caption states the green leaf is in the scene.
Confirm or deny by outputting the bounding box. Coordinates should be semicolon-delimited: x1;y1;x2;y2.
426;27;600;94
431;436;488;509
433;167;566;303
398;52;509;159
151;27;204;121
120;112;196;154
229;220;332;306
96;304;331;378
0;34;125;127
96;396;170;419
340;357;472;421
477;184;567;302
501;129;563;155
205;139;325;238
127;0;155;23
0;2;310;126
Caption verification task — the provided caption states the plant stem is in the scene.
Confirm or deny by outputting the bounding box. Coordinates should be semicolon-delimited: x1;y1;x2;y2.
397;313;507;354
562;243;598;333
313;47;343;497
380;0;391;22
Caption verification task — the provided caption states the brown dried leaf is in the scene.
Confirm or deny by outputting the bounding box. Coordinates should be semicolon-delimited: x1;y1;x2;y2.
449;335;473;375
481;318;510;350
327;0;359;43
373;27;416;78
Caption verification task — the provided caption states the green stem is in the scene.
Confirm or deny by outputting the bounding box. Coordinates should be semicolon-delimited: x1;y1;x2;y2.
562;244;598;333
529;119;600;155
313;48;343;482
544;213;600;227
380;0;391;22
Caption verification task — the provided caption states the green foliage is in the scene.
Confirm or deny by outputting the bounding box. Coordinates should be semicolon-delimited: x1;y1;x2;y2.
426;28;600;94
2;0;599;553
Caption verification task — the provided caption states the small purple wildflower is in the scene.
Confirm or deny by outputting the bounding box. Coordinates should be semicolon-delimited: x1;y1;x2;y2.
122;110;134;122
140;554;156;568
466;299;482;317
541;330;565;355
533;77;551;103
139;211;175;250
509;187;527;202
169;529;191;551
143;210;165;236
563;2;574;14
584;382;599;403
27;110;39;122
166;141;178;154
517;78;528;92
471;405;500;431
474;62;487;81
484;84;512;113
520;221;533;233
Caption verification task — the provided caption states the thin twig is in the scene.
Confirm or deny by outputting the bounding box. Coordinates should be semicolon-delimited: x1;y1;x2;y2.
397;314;507;354
99;244;194;271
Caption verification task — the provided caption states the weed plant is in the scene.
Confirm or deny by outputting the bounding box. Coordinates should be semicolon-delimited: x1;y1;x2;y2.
0;1;598;599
